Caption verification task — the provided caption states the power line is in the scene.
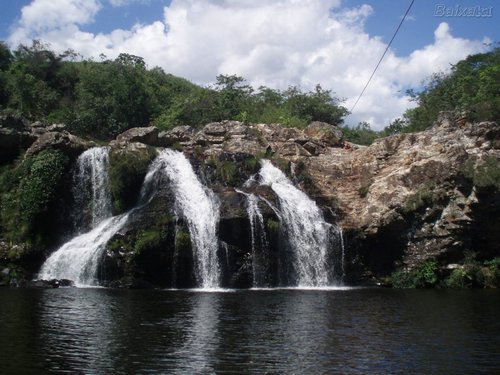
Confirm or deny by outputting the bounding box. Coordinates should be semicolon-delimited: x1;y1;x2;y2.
349;0;415;114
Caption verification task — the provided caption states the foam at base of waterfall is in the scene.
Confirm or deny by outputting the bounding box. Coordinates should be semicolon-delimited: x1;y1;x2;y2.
38;214;129;286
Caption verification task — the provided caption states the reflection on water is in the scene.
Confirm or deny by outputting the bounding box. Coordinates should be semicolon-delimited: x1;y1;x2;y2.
0;288;499;374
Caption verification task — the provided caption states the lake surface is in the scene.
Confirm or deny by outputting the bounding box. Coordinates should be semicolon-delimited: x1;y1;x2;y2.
0;287;499;374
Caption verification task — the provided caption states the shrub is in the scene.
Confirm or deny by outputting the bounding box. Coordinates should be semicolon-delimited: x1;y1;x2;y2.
134;229;162;254
401;184;444;214
445;258;500;288
461;156;500;190
390;259;439;288
1;149;69;242
358;185;370;198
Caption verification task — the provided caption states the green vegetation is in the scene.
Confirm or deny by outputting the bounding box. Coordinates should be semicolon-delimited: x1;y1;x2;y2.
134;229;163;255
266;218;280;233
108;146;157;213
461;156;500;190
400;183;445;214
389;256;500;289
401;48;500;132
340;48;500;144
243;152;267;173
389;259;439;288
0;41;348;139
207;158;238;186
445;257;500;289
0;149;69;244
358;184;370;198
341;122;380;145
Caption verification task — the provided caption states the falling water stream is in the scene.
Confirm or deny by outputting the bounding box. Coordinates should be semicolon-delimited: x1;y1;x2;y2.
156;149;221;289
38;147;161;286
72;147;112;230
258;160;331;287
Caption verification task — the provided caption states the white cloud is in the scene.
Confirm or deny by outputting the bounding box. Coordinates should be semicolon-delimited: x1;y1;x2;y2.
108;0;150;7
7;0;490;129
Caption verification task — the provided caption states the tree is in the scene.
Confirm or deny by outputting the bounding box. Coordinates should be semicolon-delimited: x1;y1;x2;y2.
402;47;500;132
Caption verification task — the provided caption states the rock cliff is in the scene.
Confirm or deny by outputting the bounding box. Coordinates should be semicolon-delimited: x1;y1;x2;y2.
1;113;499;287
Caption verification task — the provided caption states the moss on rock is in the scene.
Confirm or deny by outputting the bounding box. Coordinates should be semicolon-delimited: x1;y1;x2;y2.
108;145;157;214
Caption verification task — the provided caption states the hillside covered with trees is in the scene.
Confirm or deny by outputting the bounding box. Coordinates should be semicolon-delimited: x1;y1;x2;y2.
0;40;348;140
1;41;498;144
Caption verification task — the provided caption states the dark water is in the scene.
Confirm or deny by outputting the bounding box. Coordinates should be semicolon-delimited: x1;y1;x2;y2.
0;288;499;374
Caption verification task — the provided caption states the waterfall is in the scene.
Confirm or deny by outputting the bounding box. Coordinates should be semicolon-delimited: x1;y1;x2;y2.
258;160;330;287
156;149;221;289
73;147;112;230
337;227;345;279
237;190;269;287
37;149;161;286
38;214;129;286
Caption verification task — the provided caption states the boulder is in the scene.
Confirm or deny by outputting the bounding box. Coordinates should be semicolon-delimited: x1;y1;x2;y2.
303;141;324;156
304;121;343;147
26;131;92;159
277;142;311;157
116;126;159;145
226;121;249;136
203;122;227;136
157;125;194;146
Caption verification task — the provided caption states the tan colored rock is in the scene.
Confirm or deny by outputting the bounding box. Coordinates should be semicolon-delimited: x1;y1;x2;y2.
303;121;343;147
26;131;92;158
116;126;159;145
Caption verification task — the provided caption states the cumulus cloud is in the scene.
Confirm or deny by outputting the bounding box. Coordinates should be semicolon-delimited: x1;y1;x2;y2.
9;0;101;45
7;0;490;129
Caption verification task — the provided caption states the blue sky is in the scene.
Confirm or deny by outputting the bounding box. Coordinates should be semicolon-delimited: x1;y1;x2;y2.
0;0;498;129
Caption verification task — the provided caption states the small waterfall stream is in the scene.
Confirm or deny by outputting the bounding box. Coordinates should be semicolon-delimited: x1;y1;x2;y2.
156;149;221;289
39;147;116;285
38;214;129;286
237;190;269;287
258;160;331;287
72;147;112;230
38;147;161;286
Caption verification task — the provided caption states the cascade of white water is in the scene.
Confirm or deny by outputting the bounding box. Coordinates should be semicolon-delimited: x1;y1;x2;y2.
73;147;112;229
258;160;330;287
236;190;269;286
38;151;162;286
156;149;221;289
38;214;129;286
337;226;346;279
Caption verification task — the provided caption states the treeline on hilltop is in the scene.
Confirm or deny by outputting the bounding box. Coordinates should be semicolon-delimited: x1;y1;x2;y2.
0;40;348;139
0;40;498;144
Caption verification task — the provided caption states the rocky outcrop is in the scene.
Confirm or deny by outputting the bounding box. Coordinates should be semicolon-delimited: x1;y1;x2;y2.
1;113;498;288
26;131;92;158
116;126;159;145
304;121;343;147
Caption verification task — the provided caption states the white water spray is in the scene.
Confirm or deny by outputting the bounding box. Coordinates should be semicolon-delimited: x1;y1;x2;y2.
73;147;112;229
237;190;269;286
38;214;129;286
259;160;330;287
157;149;221;289
38;148;161;286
